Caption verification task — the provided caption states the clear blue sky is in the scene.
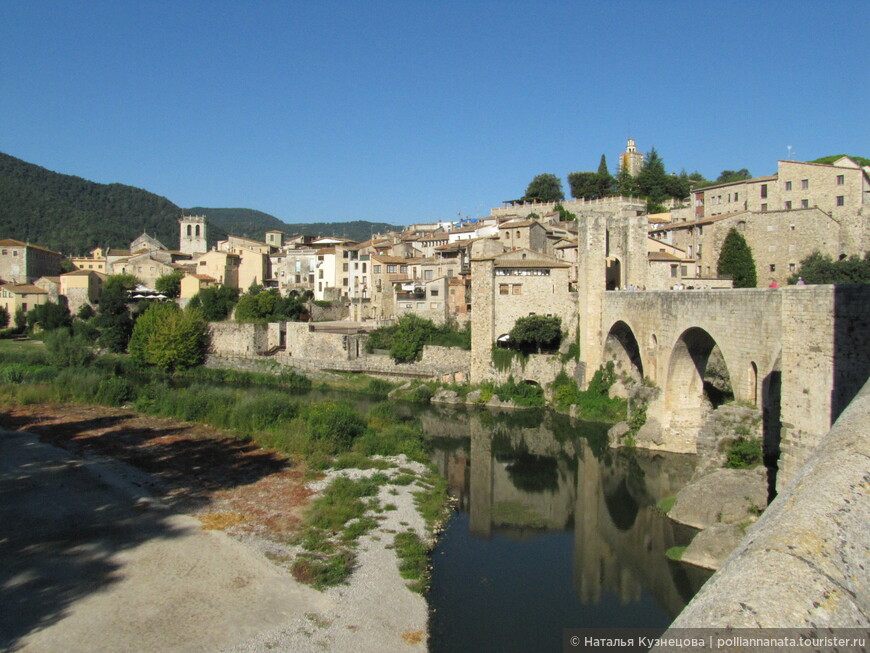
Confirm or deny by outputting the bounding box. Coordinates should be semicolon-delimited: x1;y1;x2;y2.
2;1;867;226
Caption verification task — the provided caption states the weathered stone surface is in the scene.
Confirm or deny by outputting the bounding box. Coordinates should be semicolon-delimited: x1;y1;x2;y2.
607;421;630;447
668;466;767;530
430;389;461;404
663;377;870;629
681;522;751;570
608;380;629;399
693;404;762;480
466;389;482;403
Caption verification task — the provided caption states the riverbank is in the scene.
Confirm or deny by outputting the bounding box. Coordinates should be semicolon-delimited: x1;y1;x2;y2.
0;402;436;652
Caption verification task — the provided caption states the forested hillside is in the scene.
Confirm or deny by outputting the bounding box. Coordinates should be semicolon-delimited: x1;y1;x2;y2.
0;152;192;254
0;152;404;255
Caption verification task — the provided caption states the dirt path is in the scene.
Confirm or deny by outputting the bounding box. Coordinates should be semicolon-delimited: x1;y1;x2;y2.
0;403;429;652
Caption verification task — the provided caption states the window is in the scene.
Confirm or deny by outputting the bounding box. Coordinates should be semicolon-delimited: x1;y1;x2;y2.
760;184;768;198
362;263;367;273
761;203;768;212
837;174;845;185
785;181;792;191
318;270;324;279
424;270;433;280
697;244;702;257
801;199;809;208
836;195;845;206
499;284;509;295
516;231;521;238
387;264;397;273
789;263;796;272
373;265;381;274
342;263;348;272
681;265;688;276
734;192;739;201
200;260;206;265
400;265;408;274
670;265;678;278
13;251;18;257
770;264;776;272
801;179;809;190
429;288;438;297
342;277;348;286
512;284;522;295
785;201;792;210
430;302;438;309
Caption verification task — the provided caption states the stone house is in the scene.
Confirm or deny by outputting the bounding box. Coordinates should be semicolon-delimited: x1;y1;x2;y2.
0;239;63;284
111;252;179;289
180;273;217;300
129;233;168;254
394;276;449;325
447;276;471;325
34;276;61;302
651;205;854;285
497;219;551;253
192;250;240;288
369;255;414;319
60;269;105;314
216;236;273;290
0;283;49;317
70;247;108;273
270;248;317;295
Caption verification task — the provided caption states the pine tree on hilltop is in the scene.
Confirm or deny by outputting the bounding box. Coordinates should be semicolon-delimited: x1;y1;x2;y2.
717;228;757;288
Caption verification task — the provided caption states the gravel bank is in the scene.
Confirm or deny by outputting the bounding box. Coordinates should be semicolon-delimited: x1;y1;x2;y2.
220;457;435;653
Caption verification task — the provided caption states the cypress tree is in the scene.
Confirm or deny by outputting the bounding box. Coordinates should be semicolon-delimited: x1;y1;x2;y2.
596;154;614;198
717;228;757;288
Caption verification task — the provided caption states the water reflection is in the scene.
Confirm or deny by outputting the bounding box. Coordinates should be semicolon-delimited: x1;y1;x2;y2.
423;406;713;652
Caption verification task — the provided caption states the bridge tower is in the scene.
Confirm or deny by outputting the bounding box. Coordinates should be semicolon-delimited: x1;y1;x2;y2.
179;215;208;255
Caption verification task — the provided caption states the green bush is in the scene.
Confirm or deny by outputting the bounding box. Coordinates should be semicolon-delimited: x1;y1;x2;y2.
231;393;299;432
305;402;367;452
95;376;136;406
354;424;427;461
129;303;209;371
44;329;94;368
725;437;762;469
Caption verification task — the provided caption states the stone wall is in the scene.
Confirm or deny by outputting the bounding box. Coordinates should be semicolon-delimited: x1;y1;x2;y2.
310;301;350;322
208;322;269;357
661;376;870;630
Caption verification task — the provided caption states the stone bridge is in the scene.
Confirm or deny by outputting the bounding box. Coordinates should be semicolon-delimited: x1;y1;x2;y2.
581;285;870;488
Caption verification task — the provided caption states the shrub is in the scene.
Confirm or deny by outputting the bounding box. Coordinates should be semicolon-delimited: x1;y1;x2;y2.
305;402;367;452
508;315;562;354
354;424;427;461
95;376;136;406
129;303;209;371
43;329;94;368
231;393;299;432
725;437;762;469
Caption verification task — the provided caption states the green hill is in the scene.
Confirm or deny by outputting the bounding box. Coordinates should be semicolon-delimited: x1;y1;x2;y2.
0;152;198;255
189;207;403;243
810;154;870;167
0;152;405;255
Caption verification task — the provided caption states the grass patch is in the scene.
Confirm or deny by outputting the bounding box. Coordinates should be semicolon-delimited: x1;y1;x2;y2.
665;546;687;561
393;531;430;593
655;496;676;515
725;437;762;469
412;471;449;531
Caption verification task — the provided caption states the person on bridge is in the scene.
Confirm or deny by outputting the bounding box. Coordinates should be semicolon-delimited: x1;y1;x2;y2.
769;280;779;288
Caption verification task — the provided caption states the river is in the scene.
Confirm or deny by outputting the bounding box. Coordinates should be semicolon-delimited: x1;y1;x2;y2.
415;404;713;652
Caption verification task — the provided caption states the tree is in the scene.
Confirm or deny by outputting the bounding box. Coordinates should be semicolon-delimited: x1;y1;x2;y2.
27;299;72;332
716;169;752;184
508;315;562;354
94;283;133;352
103;273;140;293
788;251;870;284
188;285;239;321
523;173;564;203
567;171;600;200
129;303;209;371
155;270;184;298
615;167;640;196
636;147;669;211
234;288;306;322
44;329;94;368
597;154;614;198
13;306;26;332
717;228;757;288
0;306;9;329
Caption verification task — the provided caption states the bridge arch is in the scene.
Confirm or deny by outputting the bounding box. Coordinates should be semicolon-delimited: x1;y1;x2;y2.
664;327;734;432
604;320;643;382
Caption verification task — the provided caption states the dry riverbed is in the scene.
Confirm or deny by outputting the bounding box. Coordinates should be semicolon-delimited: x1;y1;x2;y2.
0;403;435;652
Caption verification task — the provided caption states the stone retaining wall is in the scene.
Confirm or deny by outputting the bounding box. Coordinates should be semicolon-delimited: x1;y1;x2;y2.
662;377;870;629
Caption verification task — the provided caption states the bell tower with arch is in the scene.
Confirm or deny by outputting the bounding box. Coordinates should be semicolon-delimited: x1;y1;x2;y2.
179;215;208;255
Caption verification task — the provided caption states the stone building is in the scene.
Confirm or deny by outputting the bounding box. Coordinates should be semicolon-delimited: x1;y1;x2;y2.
470;249;576;382
497;219;551;253
394;276;449;325
59;269;105;314
0;283;49;316
0;239;63;284
180;273;217;300
179;215;208;255
618;138;644;177
193;250;240;287
129;232;168;254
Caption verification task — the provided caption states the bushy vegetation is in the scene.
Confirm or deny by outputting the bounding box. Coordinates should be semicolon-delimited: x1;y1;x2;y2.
508;315;562;354
550;363;627;422
366;315;470;363
187;285;240;321
154;270;184;298
788;251;870;285
725;436;762;469
234;285;308;322
129;303;210;371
